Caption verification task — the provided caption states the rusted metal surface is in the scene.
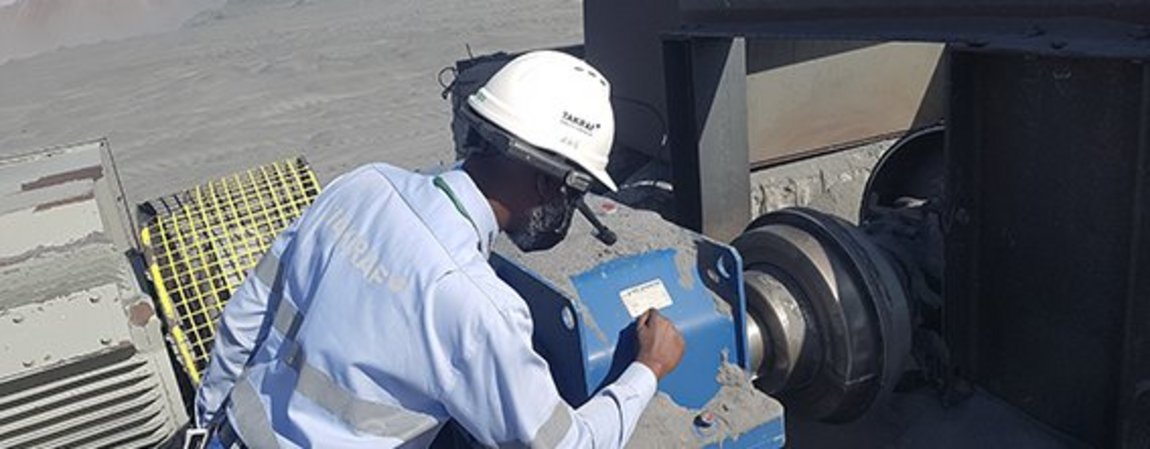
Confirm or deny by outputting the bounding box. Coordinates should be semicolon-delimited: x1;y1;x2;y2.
0;140;186;448
20;165;104;191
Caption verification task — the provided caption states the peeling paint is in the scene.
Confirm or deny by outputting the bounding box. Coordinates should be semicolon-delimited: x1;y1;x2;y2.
33;190;95;212
673;248;695;290
19;165;103;191
128;301;155;327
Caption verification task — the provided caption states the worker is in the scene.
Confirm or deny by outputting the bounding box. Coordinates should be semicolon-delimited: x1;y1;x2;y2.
192;50;686;448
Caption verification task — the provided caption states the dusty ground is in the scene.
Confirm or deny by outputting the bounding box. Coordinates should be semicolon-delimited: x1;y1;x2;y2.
0;0;583;208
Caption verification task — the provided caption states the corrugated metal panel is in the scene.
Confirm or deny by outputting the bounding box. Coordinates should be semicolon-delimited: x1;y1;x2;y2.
0;348;176;448
0;140;186;448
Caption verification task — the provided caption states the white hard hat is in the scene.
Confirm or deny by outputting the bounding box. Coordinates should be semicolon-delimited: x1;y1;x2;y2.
467;51;618;191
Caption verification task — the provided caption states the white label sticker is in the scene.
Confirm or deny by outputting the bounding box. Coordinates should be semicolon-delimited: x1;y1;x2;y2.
619;279;673;318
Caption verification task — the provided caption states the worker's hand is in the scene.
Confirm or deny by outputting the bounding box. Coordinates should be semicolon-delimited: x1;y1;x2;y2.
634;308;685;380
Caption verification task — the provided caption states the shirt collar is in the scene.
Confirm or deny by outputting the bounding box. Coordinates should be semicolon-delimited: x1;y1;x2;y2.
435;168;499;256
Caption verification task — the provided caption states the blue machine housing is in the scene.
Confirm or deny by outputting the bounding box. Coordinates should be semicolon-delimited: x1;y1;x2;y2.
491;197;785;448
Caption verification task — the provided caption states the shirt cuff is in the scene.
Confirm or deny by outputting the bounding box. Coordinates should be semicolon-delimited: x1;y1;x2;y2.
617;362;659;402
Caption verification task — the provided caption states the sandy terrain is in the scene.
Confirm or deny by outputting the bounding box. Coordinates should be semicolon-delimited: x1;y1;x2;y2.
0;0;583;208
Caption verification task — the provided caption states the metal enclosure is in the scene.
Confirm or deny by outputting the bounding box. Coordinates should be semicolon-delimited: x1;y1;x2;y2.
0;140;187;448
946;51;1150;448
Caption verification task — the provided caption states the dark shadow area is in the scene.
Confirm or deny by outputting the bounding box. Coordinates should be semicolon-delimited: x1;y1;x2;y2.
594;322;639;394
911;48;948;129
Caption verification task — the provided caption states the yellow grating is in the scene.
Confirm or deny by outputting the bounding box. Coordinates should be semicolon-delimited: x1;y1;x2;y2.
139;157;320;384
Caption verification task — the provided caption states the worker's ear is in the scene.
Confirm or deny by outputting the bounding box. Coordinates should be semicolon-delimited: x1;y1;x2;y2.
534;173;564;201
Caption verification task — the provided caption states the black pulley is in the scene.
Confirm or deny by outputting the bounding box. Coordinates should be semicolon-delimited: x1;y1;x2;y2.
859;124;945;223
733;208;911;423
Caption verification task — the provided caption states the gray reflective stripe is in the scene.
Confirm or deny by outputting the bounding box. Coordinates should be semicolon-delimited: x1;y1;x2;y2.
253;251;281;287
496;403;573;449
282;341;439;440
531;403;573;449
252;251;302;338
229;376;281;449
271;296;299;336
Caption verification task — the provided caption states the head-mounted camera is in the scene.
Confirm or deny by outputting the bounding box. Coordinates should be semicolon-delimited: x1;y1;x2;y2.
459;106;596;195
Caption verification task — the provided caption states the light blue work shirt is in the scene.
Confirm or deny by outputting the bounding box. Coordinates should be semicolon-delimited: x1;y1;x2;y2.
195;163;657;448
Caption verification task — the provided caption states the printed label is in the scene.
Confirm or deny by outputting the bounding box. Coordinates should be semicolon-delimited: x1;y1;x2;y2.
619;279;673;318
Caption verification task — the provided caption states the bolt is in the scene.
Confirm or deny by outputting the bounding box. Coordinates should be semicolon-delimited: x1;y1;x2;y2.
955;208;970;225
11;315;23;324
561;307;576;331
695;411;717;429
89;296;100;304
1050;40;1068;50
22;360;34;368
100;337;113;345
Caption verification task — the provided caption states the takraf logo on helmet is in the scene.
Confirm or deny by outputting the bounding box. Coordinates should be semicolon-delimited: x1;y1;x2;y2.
561;111;601;136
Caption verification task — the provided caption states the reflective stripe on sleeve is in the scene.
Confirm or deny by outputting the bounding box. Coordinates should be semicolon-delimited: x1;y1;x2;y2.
229;376;282;449
271;296;299;337
530;403;573;449
252;251;301;338
253;251;281;289
496;402;574;449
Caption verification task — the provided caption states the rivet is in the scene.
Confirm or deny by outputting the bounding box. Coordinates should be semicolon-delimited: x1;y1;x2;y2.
12;315;23;324
1050;40;1068;50
100;337;113;345
89;296;100;304
22;360;34;368
561;307;576;331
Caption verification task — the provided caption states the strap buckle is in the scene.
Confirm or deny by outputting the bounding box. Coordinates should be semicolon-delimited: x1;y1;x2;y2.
182;428;210;449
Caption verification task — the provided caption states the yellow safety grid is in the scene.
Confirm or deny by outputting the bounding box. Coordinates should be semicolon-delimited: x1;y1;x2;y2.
139;158;320;384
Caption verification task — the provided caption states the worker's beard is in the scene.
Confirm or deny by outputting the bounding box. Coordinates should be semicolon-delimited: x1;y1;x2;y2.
508;195;576;252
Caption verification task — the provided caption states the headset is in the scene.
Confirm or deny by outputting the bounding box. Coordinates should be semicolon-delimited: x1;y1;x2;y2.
459;106;617;245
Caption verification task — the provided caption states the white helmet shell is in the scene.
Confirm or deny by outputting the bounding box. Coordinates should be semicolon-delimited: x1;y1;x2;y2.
467;51;617;191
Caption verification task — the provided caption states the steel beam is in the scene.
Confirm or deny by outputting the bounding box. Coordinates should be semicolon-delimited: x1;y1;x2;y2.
679;0;1150;24
676;1;1150;58
663;36;751;241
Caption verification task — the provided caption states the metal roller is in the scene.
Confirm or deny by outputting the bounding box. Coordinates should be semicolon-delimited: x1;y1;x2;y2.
859;124;945;224
733;208;912;423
